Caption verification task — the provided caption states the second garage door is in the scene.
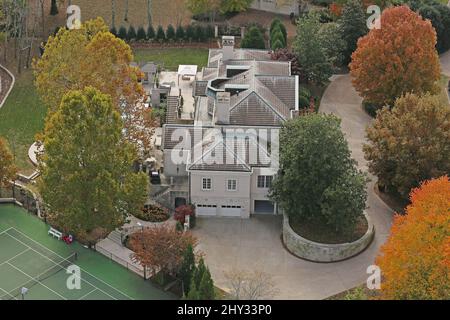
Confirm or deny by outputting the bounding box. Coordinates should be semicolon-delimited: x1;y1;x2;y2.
219;205;242;217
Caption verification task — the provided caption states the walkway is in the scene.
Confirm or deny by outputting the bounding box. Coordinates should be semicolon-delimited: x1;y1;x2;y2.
193;74;394;299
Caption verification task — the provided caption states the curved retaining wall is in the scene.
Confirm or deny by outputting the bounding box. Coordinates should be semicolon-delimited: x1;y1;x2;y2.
282;213;375;262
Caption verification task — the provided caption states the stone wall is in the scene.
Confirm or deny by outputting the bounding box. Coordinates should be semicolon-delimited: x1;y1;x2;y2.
282;213;375;262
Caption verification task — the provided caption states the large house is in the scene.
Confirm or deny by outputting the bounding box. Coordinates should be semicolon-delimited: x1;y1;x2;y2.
251;0;300;15
162;36;299;218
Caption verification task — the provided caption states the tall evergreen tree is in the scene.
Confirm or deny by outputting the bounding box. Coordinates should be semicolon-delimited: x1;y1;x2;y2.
147;25;156;40
50;0;58;15
198;267;215;300
179;244;196;295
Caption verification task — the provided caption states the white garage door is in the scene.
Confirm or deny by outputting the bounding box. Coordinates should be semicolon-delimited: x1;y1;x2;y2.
196;204;217;216
220;205;242;217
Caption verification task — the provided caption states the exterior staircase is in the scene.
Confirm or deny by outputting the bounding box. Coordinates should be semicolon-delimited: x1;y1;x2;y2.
107;229;123;246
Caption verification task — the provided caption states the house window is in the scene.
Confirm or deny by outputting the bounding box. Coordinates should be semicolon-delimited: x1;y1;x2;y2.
227;179;237;191
202;178;212;190
257;175;273;188
257;176;265;188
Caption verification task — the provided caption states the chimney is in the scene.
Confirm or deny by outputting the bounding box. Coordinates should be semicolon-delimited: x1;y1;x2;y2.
216;92;231;125
222;36;235;61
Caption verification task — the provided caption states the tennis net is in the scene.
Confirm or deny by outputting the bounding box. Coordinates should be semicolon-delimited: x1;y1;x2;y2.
1;252;77;300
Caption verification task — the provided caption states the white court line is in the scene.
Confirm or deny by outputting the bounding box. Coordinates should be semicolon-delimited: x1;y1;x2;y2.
0;227;14;236
77;288;98;300
7;262;67;300
0;286;18;300
0;248;31;267
6;228;132;300
3;232;118;301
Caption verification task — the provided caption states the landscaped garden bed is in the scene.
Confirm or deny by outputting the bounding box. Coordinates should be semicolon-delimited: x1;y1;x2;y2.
289;215;368;244
134;204;170;222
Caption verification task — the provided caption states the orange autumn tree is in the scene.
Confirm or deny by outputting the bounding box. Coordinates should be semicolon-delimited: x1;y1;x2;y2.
33;18;155;156
350;5;440;108
376;176;450;300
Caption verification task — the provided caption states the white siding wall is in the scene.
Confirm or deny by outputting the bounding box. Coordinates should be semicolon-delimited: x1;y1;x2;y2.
250;167;278;213
251;0;299;15
190;171;252;218
163;149;189;176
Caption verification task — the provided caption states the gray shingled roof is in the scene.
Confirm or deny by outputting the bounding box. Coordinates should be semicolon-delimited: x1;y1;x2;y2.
188;130;275;171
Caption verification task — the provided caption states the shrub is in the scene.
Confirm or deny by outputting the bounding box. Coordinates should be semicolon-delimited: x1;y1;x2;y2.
156;25;166;41
194;25;205;42
299;86;311;99
362;100;380;118
110;26;118;36
176;25;185;40
241;26;265;49
118;26;128;40
298;95;310;109
137;26;146;40
127;25;137;41
205;24;215;39
174;205;195;225
147;25;156;39
166;24;176;40
134;204;169;222
185;25;195;41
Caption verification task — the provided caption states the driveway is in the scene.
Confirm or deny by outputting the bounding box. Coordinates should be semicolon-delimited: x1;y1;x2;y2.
193;74;394;299
441;50;450;77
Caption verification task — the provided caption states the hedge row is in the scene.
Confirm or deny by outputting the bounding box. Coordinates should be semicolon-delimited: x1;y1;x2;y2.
111;24;215;42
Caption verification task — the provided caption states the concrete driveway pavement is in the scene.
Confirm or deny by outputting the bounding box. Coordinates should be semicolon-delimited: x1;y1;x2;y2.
441;50;450;77
193;74;394;300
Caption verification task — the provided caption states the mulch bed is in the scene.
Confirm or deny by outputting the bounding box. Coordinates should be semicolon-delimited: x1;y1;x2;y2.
289;215;368;244
0;66;13;107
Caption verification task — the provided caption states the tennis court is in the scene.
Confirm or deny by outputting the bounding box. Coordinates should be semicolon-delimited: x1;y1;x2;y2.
0;227;132;300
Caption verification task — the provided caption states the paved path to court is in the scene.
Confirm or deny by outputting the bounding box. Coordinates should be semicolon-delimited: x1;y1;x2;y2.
441;50;450;77
194;74;394;300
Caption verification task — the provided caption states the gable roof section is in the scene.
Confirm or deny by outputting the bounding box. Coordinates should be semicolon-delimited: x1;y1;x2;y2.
229;92;285;126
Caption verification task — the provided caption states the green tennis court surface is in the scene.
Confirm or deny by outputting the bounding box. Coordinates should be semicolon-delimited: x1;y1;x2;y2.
0;204;174;300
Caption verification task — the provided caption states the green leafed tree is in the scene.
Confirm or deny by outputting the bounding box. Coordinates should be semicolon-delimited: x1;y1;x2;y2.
38;87;148;242
240;26;265;49
318;22;346;67
363;93;450;199
338;0;368;65
220;0;253;14
293;13;332;85
0;137;17;195
270;113;367;235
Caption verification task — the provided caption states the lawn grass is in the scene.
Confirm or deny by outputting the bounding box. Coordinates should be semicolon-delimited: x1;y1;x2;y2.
0;204;174;300
133;48;209;71
0;69;47;175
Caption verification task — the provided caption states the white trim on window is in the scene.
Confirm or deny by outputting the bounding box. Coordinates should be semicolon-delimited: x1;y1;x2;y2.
202;177;212;190
227;179;237;191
